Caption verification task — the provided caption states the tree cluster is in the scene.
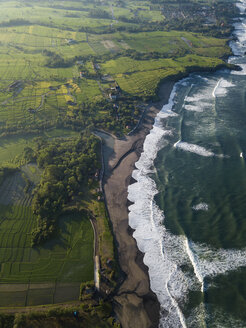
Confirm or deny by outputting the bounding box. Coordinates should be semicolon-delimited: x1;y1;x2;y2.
29;133;101;246
45;53;74;68
0;18;31;27
89;8;111;19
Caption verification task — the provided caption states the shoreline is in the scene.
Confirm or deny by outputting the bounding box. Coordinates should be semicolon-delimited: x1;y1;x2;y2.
100;60;241;327
100;81;174;328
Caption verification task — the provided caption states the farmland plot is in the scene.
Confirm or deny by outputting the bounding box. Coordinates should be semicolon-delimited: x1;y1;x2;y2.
0;168;94;306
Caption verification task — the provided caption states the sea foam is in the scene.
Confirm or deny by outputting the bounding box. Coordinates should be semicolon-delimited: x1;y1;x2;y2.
212;78;235;97
174;141;215;157
192;203;209;211
128;80;246;327
128;3;246;326
129;165;246;327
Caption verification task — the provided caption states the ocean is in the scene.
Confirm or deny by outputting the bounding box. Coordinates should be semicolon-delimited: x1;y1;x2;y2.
128;1;246;327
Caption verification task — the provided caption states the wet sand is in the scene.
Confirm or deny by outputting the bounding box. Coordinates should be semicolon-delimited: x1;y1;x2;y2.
100;81;175;328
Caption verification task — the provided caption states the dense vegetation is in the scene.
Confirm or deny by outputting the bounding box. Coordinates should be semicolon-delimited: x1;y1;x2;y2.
0;302;120;328
29;132;101;245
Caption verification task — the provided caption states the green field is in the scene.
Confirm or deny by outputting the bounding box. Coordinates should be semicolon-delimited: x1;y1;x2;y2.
0;163;93;306
0;0;231;135
0;130;80;165
101;54;225;96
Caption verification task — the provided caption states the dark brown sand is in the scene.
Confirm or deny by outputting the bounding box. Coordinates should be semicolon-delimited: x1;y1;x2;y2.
101;81;175;328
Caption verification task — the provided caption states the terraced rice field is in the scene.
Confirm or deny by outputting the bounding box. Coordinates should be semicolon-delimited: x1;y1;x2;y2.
101;55;225;97
0;167;94;306
0;3;106;134
0;0;231;133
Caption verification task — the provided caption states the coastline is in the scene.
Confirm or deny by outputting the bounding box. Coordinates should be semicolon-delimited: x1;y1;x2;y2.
100;81;174;328
100;61;241;327
109;14;244;327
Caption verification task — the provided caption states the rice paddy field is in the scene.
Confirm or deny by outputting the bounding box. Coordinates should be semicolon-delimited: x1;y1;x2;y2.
0;0;233;308
0;126;94;306
0;0;231;134
101;54;226;96
0;160;94;306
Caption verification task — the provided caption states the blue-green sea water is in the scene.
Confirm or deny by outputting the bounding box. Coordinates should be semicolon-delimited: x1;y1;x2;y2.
128;2;246;327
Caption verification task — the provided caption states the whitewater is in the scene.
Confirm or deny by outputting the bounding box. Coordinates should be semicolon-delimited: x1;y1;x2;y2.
127;1;246;327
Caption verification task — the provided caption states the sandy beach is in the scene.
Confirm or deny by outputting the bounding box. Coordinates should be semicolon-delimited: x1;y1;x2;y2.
99;81;175;328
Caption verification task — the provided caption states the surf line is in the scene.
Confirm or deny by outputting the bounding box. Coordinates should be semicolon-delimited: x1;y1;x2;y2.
150;195;187;328
184;238;204;293
149;196;188;328
165;273;188;328
212;78;222;98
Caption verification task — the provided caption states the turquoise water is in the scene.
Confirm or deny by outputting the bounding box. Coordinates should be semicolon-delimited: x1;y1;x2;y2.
128;2;246;326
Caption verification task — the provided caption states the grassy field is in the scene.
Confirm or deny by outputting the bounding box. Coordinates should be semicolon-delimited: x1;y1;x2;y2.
0;124;116;306
91;30;229;54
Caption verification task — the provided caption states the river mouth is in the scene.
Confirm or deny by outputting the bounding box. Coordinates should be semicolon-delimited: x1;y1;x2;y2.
128;1;246;327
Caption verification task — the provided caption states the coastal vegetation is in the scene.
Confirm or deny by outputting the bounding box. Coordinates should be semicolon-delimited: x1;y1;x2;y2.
0;302;120;327
0;0;239;325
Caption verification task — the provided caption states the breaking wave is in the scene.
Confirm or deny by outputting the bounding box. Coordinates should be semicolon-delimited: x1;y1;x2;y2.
128;2;246;327
212;78;235;97
192;203;209;211
174;141;215;157
128;162;246;327
128;80;246;327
